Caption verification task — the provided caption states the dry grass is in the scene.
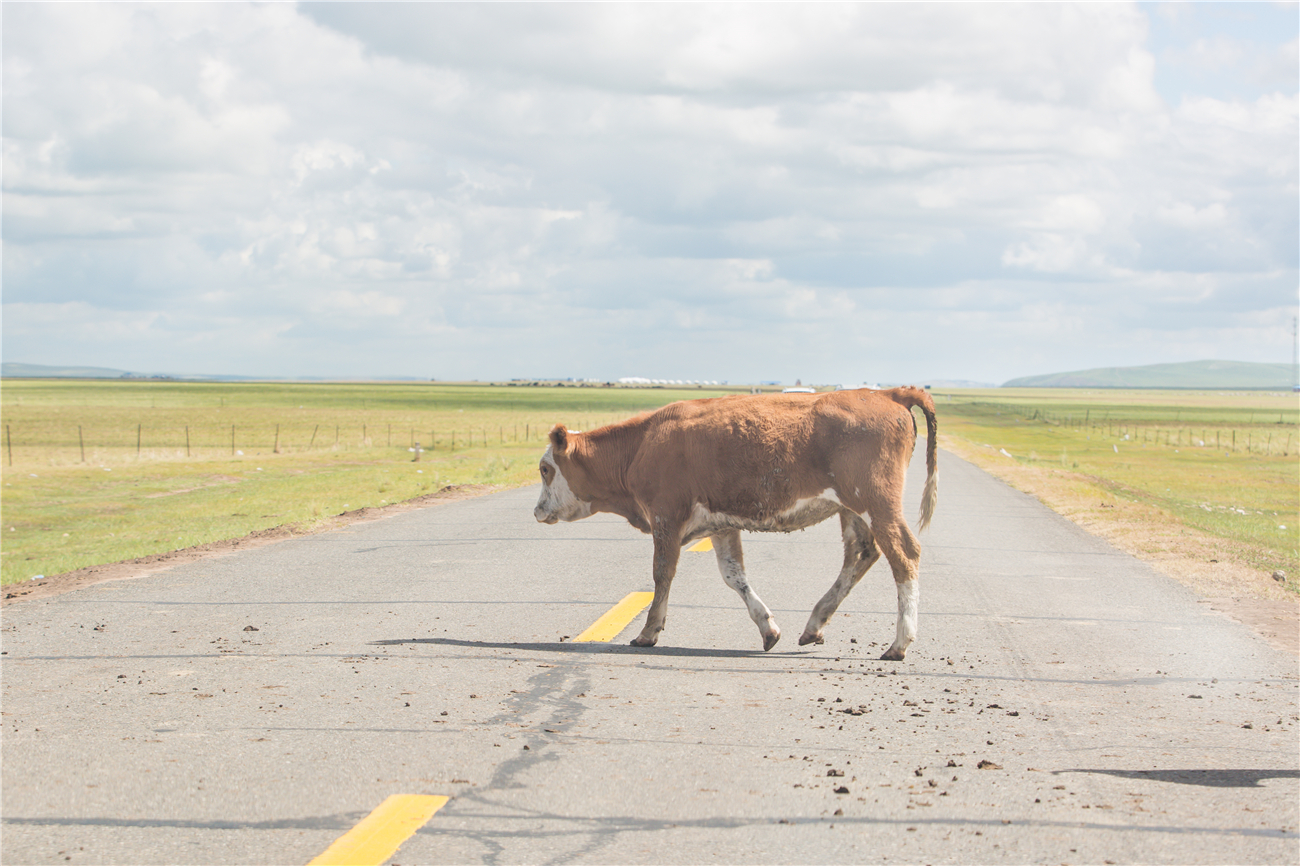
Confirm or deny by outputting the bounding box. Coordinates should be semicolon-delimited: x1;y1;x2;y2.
933;387;1299;602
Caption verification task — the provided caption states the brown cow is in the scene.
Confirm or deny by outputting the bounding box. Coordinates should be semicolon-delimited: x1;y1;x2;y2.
534;387;938;659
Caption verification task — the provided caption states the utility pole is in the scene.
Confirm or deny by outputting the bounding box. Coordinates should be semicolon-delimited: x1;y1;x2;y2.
1292;315;1299;392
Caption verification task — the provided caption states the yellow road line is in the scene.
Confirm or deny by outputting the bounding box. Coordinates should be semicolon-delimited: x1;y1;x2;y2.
574;591;654;642
308;794;449;866
687;537;713;552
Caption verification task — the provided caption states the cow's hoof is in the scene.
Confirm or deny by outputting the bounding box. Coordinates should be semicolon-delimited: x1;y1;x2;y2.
880;647;906;661
629;635;658;648
797;632;824;646
762;630;781;652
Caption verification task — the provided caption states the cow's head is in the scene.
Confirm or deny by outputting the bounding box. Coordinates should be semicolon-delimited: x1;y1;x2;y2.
534;425;594;524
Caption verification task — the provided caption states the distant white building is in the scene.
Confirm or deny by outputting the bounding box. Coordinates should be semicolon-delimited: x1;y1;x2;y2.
617;377;721;386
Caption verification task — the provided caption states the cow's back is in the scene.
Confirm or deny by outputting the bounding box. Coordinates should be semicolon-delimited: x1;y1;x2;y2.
624;389;917;525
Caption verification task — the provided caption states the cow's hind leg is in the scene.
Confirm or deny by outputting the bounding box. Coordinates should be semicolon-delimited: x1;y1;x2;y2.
871;514;922;661
799;511;880;646
712;530;780;651
632;533;681;647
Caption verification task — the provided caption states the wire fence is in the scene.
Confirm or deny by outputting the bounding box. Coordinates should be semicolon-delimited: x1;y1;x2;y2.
2;418;625;467
979;407;1296;457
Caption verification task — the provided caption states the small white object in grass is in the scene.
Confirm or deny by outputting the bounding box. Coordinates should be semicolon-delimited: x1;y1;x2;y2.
29;474;37;478
999;448;1012;458
256;467;263;471
417;470;423;473
1281;526;1288;530
1113;445;1118;453
31;575;44;580
236;450;244;456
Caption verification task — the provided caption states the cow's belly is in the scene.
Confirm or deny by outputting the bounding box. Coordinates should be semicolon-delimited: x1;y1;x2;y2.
682;491;844;543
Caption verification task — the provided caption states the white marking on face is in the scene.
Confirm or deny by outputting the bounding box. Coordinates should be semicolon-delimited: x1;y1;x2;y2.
533;444;592;523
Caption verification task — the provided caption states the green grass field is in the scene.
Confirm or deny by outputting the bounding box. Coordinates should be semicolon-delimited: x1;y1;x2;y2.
2;380;1297;588
0;380;736;585
933;388;1300;580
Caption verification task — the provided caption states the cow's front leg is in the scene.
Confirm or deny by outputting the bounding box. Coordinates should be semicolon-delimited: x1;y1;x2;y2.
631;531;682;647
712;530;780;651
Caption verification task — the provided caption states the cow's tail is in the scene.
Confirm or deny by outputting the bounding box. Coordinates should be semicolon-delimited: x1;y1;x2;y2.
888;386;938;532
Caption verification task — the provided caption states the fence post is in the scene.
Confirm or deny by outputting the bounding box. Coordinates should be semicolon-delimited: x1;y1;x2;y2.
79;426;85;463
274;424;280;454
5;424;10;467
186;426;190;457
388;424;391;447
310;425;319;448
363;424;367;446
335;426;339;446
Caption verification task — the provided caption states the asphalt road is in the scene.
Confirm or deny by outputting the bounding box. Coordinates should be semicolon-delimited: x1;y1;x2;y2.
2;447;1297;865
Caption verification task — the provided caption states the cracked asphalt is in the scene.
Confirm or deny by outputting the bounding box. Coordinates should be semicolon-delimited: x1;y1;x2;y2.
2;447;1297;865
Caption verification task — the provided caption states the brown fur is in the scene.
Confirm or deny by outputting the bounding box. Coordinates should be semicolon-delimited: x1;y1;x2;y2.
539;387;938;656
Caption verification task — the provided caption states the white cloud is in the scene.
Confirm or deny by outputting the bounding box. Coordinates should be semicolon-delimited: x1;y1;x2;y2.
2;2;1296;384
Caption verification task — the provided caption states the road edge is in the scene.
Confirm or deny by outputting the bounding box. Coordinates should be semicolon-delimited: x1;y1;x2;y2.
936;437;1298;657
1;483;508;607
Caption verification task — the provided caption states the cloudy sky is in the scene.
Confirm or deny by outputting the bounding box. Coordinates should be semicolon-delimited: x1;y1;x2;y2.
3;2;1297;385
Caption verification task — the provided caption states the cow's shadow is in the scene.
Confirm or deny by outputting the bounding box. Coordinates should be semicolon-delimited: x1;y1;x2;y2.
370;636;814;658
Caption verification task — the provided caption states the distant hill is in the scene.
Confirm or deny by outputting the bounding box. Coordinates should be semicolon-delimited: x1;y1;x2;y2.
1;362;261;381
2;362;139;379
1003;360;1296;390
1;362;431;382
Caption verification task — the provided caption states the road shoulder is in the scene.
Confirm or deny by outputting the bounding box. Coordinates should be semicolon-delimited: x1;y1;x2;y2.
939;435;1298;656
1;484;502;607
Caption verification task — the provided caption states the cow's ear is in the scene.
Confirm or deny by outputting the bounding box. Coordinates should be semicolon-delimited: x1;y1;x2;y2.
549;424;569;453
